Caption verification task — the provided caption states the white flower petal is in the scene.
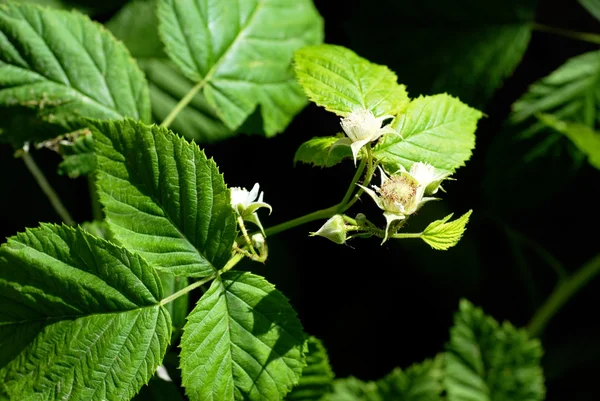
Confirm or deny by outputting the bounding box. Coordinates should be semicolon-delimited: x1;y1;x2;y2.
356;184;385;210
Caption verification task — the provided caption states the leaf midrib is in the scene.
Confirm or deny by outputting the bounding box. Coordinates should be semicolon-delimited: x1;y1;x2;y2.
173;0;265;93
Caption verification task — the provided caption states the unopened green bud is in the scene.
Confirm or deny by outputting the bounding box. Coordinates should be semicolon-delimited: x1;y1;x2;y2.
310;215;347;244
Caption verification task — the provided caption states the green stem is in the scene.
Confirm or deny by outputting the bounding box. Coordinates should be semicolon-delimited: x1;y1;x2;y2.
528;253;600;337
237;216;258;257
339;158;367;206
159;253;244;306
160;80;205;129
391;232;422;239
264;154;374;237
533;22;600;45
264;204;339;237
22;146;75;226
342;148;374;212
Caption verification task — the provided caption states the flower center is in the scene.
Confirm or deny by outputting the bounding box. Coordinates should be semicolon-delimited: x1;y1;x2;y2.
379;175;417;213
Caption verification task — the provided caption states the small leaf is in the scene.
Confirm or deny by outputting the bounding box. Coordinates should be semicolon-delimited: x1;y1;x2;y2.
537;113;600;170
0;2;151;146
180;271;307;401
157;0;324;136
420;210;472;251
445;299;545;401
286;336;334;401
294;136;354;168
373;94;483;173
92;119;238;277
0;224;171;400
294;44;409;117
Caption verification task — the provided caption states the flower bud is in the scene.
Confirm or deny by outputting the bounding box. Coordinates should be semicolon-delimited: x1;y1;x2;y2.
310;215;347;244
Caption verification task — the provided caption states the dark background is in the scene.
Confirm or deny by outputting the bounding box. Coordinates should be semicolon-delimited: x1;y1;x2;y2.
1;0;599;399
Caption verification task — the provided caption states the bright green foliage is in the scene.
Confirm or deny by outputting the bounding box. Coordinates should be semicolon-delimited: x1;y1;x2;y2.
286;336;334;401
322;357;443;401
538;113;600;170
420;210;473;251
142;59;236;142
294;136;354;168
105;0;235;142
180;271;307;401
445;300;545;401
157;0;324;136
0;2;151;146
511;50;600;127
294;44;409;118
92;119;237;278
81;220;113;241
345;0;536;107
322;377;380;401
105;0;165;60
56;131;96;178
484;50;600;211
0;224;171;400
579;0;600;21
373;94;483;173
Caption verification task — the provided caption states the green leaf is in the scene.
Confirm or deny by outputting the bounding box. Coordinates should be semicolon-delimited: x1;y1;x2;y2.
445;299;545;401
376;356;444;401
294;44;409;118
0;2;151;146
345;0;536;107
105;0;241;142
80;220;113;241
484;50;600;212
157;0;324;136
294;136;354;168
286;336;334;401
141;59;236;142
321;357;443;401
105;0;165;60
52;130;96;178
420;210;472;251
91;118;238;277
321;377;380;401
180;270;307;401
579;0;600;22
0;224;171;400
537;113;600;170
373;94;483;173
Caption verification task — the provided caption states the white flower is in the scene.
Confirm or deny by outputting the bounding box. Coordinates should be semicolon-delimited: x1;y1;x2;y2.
357;165;443;243
230;183;272;235
400;162;452;195
332;109;397;165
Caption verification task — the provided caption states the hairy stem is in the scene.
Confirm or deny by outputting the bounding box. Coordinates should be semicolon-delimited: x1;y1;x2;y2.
528;253;600;337
159;253;244;305
160;80;205;128
533;22;600;45
22;146;75;226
